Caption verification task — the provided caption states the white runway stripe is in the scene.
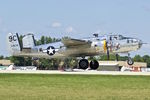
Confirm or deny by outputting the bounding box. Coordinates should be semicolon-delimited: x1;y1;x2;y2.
0;70;150;76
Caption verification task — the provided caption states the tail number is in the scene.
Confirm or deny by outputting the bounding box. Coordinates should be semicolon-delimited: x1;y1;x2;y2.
9;35;17;42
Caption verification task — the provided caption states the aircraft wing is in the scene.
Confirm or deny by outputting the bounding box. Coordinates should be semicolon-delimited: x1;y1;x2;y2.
62;38;92;48
12;52;66;59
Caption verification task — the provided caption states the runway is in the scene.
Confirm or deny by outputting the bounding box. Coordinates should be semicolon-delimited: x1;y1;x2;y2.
0;70;150;76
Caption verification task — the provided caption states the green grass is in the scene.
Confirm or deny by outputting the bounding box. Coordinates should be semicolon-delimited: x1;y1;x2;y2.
0;74;150;100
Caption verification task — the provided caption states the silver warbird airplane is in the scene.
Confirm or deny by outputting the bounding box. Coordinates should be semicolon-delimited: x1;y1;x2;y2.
7;33;143;70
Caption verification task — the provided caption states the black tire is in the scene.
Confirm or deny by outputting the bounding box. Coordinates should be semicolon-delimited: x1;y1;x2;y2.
127;57;134;65
90;60;99;70
79;59;89;69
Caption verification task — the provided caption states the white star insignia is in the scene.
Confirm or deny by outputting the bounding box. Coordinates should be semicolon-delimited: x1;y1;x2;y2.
48;48;54;54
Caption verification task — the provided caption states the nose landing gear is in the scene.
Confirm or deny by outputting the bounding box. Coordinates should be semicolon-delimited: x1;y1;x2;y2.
127;53;134;65
127;57;134;65
116;53;134;65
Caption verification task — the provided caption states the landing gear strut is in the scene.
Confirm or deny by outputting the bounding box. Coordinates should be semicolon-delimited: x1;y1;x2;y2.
116;54;119;61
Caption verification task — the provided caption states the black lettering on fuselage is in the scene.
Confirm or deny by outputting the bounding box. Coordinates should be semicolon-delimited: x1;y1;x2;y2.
9;35;17;42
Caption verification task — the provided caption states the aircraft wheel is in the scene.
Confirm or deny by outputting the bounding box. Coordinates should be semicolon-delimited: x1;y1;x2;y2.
127;57;134;65
79;59;89;69
90;60;99;70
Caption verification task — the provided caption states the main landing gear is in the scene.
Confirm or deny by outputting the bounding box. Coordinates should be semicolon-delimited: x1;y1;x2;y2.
79;59;99;70
78;53;134;70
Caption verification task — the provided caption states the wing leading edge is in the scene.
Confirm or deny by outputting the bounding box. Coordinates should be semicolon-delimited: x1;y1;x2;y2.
62;38;92;48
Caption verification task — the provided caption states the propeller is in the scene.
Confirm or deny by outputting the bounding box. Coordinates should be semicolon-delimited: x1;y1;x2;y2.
138;40;148;48
106;42;110;60
103;40;110;60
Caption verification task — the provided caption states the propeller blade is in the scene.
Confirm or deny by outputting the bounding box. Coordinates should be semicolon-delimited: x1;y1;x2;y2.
106;42;110;60
142;43;148;44
103;39;110;60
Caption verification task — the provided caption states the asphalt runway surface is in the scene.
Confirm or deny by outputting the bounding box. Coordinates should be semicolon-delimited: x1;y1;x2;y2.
0;70;150;76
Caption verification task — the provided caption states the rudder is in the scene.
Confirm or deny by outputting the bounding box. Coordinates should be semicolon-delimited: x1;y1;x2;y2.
7;33;21;54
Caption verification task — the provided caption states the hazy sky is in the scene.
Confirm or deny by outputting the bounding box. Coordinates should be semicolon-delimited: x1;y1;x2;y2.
0;0;150;56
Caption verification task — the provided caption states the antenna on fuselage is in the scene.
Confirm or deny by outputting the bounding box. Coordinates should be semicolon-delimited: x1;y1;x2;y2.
93;33;99;37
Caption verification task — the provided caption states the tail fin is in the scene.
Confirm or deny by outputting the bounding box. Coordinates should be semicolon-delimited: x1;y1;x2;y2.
22;33;36;48
7;33;21;54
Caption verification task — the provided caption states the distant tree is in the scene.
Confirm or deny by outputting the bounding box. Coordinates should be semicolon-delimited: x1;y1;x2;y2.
10;56;32;66
41;36;45;44
52;58;61;69
10;56;25;66
143;55;149;62
88;56;97;61
24;57;32;66
5;56;10;60
118;56;128;61
99;54;117;61
35;40;41;46
0;55;4;60
45;37;52;44
133;55;143;62
63;58;78;69
62;36;70;40
142;55;150;67
39;59;48;70
35;36;60;46
37;58;60;70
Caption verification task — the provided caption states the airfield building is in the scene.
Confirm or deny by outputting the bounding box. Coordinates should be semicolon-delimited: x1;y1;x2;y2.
0;60;13;66
98;61;147;72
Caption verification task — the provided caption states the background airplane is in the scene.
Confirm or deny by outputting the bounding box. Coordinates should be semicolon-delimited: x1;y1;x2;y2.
7;33;143;70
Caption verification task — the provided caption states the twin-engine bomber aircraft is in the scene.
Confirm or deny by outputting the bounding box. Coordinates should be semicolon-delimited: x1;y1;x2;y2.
7;33;143;70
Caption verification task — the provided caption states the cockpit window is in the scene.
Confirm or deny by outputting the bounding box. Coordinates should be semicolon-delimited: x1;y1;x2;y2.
114;36;118;40
109;36;112;41
119;35;123;40
127;39;136;43
109;35;127;40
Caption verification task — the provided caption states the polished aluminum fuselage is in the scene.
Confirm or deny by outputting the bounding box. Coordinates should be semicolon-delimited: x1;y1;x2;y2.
13;35;142;59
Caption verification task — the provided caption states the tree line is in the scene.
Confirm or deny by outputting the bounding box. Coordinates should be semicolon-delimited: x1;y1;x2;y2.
1;54;150;69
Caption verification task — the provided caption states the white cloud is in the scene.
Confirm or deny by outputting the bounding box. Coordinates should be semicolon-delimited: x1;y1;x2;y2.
51;22;61;28
65;26;74;33
142;5;150;12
